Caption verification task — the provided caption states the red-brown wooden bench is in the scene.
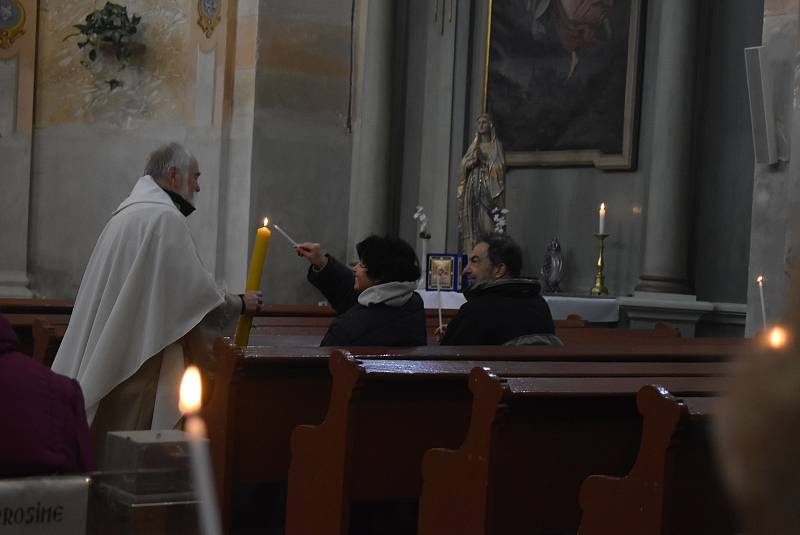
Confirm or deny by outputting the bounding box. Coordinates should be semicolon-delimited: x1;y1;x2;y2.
416;368;734;535
285;349;736;535
578;385;733;535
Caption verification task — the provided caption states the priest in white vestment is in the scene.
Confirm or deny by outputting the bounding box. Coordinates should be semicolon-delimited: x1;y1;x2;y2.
52;142;260;461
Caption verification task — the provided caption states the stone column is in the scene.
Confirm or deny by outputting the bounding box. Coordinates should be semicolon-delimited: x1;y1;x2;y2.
635;0;698;294
347;0;395;259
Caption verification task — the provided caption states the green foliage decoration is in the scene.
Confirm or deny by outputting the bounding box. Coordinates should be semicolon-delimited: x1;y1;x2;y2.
64;2;142;89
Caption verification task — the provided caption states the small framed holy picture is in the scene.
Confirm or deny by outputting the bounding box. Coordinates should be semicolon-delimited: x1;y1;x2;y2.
426;254;460;292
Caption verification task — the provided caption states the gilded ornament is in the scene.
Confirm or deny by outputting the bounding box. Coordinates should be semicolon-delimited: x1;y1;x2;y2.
0;0;25;49
197;0;221;38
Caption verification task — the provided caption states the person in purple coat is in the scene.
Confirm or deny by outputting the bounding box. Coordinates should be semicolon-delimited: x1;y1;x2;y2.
0;314;95;478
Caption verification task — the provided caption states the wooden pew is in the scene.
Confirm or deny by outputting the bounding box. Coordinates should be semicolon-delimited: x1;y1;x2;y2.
15;297;671;363
252;306;588;344
284;349;733;535
558;322;679;345
0;298;73;356
204;340;739;531
202;341;332;532
252;306;463;343
578;385;733;535
0;298;74;315
31;316;69;367
416;368;732;535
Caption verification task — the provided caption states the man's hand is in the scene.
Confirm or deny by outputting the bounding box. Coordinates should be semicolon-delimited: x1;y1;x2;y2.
241;291;262;314
295;242;328;270
434;323;448;343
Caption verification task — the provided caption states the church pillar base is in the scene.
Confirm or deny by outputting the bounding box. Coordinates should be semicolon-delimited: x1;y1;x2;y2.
617;292;713;338
0;270;33;298
634;274;692;295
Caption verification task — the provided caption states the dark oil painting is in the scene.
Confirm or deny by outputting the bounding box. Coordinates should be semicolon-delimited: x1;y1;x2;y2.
484;0;644;169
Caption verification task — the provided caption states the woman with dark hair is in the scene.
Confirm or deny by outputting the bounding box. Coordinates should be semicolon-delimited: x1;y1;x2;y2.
296;235;426;346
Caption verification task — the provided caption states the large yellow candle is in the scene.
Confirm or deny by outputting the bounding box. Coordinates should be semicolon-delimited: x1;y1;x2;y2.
234;218;271;346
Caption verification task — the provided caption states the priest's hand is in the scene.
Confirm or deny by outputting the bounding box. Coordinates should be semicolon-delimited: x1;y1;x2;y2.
241;291;262;314
295;242;328;271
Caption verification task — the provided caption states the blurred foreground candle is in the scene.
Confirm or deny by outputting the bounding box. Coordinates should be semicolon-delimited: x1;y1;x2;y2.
768;325;788;349
598;203;606;234
180;366;222;535
234;218;271;345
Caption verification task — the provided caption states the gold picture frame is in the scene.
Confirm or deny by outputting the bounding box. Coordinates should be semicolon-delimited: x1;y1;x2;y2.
482;0;645;170
426;255;457;291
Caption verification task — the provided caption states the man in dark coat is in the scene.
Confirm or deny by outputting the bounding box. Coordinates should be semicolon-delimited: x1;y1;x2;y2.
296;235;427;346
440;233;555;345
0;314;95;477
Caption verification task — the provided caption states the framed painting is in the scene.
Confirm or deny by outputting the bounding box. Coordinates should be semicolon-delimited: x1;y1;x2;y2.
426;254;468;292
482;0;645;170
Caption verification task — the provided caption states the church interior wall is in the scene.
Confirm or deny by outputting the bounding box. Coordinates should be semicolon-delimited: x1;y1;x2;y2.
4;0;774;315
249;1;355;305
24;0;247;299
691;0;763;305
412;0;761;302
395;0;430;262
745;0;800;334
451;0;654;295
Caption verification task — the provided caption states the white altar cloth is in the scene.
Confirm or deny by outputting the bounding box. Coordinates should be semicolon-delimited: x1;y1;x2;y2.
416;291;619;322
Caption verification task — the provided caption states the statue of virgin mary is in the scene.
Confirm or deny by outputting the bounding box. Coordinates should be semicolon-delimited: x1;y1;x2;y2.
457;113;506;253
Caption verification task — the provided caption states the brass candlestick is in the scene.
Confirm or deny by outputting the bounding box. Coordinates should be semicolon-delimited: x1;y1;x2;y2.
591;233;609;295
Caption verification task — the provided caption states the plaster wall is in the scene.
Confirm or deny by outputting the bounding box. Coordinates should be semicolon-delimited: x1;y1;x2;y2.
1;53;26;273
219;0;260;293
1;0;37;296
693;0;763;304
454;0;654;293
745;0;799;335
250;1;354;304
397;1;429;248
400;0;759;301
25;0;241;298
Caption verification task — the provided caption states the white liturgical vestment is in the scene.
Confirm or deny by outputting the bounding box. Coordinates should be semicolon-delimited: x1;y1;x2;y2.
52;175;225;427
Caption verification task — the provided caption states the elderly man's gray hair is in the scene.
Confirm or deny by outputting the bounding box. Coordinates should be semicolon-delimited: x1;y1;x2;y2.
144;143;194;179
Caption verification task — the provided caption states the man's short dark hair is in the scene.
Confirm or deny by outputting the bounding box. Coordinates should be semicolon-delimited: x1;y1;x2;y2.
356;235;421;283
478;233;522;278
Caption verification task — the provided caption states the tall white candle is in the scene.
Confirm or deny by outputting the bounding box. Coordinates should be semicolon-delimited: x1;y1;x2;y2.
180;366;222;535
598;203;606;234
757;275;767;331
436;268;443;332
419;240;428;290
273;223;299;247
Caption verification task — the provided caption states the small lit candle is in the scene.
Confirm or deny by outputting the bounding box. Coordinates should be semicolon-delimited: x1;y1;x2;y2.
234;218;271;346
273;223;299;247
756;275;766;331
598;203;606;235
179;366;222;535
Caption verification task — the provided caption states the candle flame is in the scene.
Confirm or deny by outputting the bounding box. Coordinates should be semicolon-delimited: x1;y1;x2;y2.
600;203;605;210
263;217;269;227
768;325;788;349
179;365;202;414
756;275;764;284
